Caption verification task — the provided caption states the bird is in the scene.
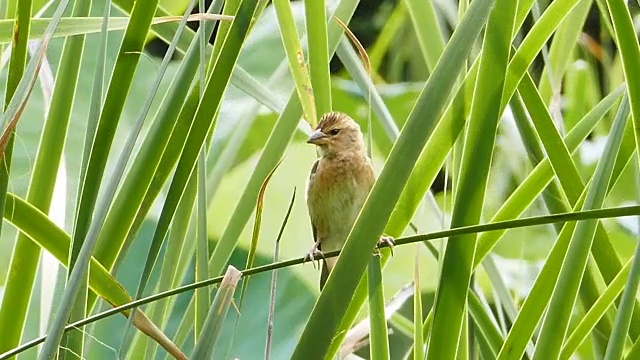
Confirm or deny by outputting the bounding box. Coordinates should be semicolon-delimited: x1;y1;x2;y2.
305;111;394;290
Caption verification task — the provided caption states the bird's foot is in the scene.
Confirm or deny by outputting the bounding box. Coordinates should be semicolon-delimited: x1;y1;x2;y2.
377;235;396;256
303;241;325;269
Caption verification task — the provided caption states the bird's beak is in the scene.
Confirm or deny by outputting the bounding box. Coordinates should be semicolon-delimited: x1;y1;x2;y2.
307;129;327;144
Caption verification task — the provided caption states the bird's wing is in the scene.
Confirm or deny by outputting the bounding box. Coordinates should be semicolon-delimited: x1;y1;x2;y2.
308;158;320;246
308;158;329;289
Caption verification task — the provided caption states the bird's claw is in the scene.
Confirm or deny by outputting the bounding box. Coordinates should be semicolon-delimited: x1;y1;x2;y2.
303;241;325;269
377;235;395;256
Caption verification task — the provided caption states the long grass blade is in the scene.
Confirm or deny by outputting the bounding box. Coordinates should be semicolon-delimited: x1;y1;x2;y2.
427;0;516;357
190;265;242;359
304;0;331;116
273;0;317;124
368;254;390;360
413;246;423;360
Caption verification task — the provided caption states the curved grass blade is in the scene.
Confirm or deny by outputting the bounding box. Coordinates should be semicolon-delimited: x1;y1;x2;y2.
537;0;592;103
226;158;285;355
45;0;96;357
240;159;283;306
266;188;296;360
190;266;242;359
606;1;640;355
194;0;210;341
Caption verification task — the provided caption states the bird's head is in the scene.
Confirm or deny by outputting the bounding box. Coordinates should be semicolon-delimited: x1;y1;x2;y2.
307;112;366;157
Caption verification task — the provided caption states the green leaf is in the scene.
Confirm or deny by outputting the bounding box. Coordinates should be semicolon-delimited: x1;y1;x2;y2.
272;0;317;124
304;0;331;116
368;254;390;360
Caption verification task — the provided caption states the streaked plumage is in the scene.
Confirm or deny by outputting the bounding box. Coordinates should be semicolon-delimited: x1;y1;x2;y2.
305;112;376;289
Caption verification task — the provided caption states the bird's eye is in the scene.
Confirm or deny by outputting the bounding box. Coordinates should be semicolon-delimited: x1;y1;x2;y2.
329;128;340;136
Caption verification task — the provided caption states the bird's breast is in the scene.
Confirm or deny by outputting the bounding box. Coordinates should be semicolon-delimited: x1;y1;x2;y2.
307;156;374;251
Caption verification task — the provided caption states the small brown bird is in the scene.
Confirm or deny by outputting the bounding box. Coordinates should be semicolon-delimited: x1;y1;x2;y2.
305;112;394;289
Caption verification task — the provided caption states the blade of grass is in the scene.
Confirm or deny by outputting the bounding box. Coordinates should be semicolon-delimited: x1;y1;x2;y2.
367;2;406;73
239;160;283;306
413;246;423;360
368;254;390;360
427;0;516;358
402;0;444;71
273;0;317;124
194;0;209;340
135;173;198;360
304;0;331;116
226;159;284;353
50;0;96;357
292;0;496;356
538;0;592;103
